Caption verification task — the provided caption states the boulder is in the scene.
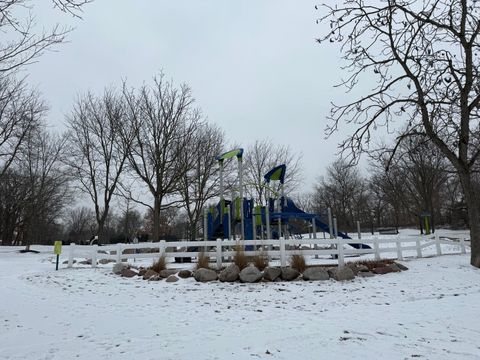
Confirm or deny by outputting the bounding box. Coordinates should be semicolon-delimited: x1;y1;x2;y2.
239;266;263;283
113;262;127;275
395;263;409;271
372;266;395;275
143;269;158;280
263;267;282;282
159;269;177;278
99;259;114;265
219;264;240;282
346;263;360;275
358;271;375;278
178;270;192;279
329;267;355;281
387;263;402;272
138;268;147;277
356;264;370;272
149;275;161;281
166;275;179;283
280;267;300;281
120;268;137;278
302;267;330;281
194;268;218;282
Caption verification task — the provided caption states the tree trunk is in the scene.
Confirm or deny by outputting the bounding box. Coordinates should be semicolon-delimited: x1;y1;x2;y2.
465;195;480;267
153;196;161;242
97;222;106;245
459;172;480;267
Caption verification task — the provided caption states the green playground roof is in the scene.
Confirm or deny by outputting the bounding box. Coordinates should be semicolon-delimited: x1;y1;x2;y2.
264;164;286;184
216;148;244;161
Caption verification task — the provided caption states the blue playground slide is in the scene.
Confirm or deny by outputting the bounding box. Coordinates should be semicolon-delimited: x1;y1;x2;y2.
283;198;371;249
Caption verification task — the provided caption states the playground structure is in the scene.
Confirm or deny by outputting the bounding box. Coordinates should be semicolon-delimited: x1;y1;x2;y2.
204;148;371;250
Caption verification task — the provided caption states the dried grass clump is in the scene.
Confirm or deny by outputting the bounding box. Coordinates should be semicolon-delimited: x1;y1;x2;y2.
252;252;269;271
290;254;306;273
353;259;395;270
196;251;211;270
233;245;249;270
151;254;167;273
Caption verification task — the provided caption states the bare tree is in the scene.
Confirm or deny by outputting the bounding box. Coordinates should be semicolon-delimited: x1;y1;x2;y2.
318;0;480;267
0;128;71;247
0;76;44;176
369;135;449;230
18;130;71;248
313;158;371;230
66;89;132;244
65;206;96;244
117;208;142;243
178;123;224;240
52;0;91;17
116;197;143;243
0;0;91;175
124;75;202;242
396;136;448;231
369;160;411;229
0;0;91;74
0;168;28;245
244;139;303;204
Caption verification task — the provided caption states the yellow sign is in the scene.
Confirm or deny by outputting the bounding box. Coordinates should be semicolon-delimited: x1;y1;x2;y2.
54;241;62;255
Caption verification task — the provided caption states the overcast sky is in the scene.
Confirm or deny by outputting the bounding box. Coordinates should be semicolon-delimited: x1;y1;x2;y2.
28;0;378;192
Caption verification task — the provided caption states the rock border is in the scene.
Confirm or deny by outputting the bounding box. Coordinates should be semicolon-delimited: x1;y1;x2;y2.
113;261;408;283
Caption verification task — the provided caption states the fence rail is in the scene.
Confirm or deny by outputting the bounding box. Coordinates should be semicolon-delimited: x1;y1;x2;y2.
67;234;468;269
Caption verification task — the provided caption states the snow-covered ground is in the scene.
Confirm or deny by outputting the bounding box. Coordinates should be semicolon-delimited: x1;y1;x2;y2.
1;232;479;359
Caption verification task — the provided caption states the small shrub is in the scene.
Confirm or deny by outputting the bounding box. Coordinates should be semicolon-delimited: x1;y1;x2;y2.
151;254;166;273
196;251;211;270
233;245;249;270
290;254;306;273
252;252;269;271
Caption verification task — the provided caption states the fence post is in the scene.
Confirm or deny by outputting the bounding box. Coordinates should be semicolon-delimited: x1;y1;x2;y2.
460;237;467;254
373;236;380;261
159;240;166;257
312;219;318;259
416;236;423;258
280;237;286;267
435;233;442;256
68;243;75;268
216;238;222;269
91;245;98;268
337;237;345;267
396;236;403;261
116;243;122;263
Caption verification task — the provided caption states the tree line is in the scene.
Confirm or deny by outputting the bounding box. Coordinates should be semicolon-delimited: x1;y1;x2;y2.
1;71;475;246
309;136;477;234
0;71;307;246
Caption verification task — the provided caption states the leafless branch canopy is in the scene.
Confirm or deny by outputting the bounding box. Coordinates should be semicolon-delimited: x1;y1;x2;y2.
124;73;203;241
52;0;91;17
0;0;91;74
317;0;480;266
65;89;132;242
244;139;303;203
0;76;45;176
317;0;480;173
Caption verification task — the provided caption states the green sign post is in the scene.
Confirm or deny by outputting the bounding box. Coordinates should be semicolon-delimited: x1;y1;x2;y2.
54;241;62;271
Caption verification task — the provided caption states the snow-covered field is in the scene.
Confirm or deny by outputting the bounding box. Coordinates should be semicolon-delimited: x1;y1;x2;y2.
1;233;479;359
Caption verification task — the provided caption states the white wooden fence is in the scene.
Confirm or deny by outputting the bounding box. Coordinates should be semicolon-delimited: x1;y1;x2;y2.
66;234;468;269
